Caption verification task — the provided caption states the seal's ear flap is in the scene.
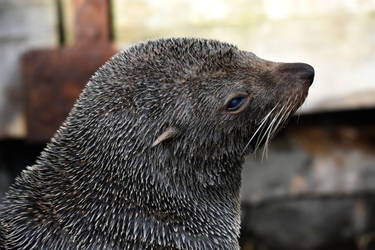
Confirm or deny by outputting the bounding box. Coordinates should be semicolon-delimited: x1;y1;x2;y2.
152;127;180;147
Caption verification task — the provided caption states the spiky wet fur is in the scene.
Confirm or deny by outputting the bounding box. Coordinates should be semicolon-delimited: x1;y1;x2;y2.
0;38;311;249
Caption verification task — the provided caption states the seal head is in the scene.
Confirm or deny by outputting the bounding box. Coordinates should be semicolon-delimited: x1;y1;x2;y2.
0;38;313;249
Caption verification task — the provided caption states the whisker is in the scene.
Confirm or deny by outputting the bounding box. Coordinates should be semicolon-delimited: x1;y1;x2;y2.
254;117;273;151
261;97;295;159
250;93;303;160
260;101;289;159
257;103;286;154
241;104;278;154
242;113;271;154
269;99;294;139
260;116;278;159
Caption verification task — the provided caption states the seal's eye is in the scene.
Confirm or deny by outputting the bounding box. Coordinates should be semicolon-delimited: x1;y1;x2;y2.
227;97;246;111
224;93;250;114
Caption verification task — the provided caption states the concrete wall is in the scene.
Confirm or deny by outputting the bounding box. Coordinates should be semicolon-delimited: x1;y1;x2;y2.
0;0;58;138
114;0;375;113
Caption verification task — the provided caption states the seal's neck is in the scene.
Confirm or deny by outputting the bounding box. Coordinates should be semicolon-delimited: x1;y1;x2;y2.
43;112;244;249
126;152;243;249
44;137;243;249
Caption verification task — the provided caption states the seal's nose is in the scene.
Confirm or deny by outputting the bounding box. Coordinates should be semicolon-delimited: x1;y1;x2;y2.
278;63;315;86
295;63;314;85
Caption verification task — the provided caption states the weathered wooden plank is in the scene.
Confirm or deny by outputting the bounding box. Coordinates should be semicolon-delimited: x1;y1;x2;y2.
23;0;116;142
61;0;113;45
23;45;115;141
60;0;74;45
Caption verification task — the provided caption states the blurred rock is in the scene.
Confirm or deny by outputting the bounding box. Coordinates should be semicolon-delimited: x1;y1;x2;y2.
240;121;375;249
242;197;375;250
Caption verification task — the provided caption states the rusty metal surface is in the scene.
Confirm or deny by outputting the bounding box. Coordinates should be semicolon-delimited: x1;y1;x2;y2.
23;0;116;142
73;0;112;44
23;45;115;141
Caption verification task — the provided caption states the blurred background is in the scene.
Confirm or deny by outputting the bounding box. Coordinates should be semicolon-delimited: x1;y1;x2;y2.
1;0;375;249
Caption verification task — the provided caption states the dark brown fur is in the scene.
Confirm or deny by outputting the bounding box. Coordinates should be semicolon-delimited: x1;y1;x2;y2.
0;38;314;249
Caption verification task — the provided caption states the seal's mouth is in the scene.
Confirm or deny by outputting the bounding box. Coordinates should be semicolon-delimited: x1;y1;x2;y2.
242;92;308;156
240;62;314;156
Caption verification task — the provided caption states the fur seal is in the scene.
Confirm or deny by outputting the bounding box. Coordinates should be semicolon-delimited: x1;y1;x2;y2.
0;38;314;249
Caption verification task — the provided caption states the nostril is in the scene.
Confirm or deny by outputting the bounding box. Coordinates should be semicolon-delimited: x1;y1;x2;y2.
298;64;314;85
278;63;315;86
